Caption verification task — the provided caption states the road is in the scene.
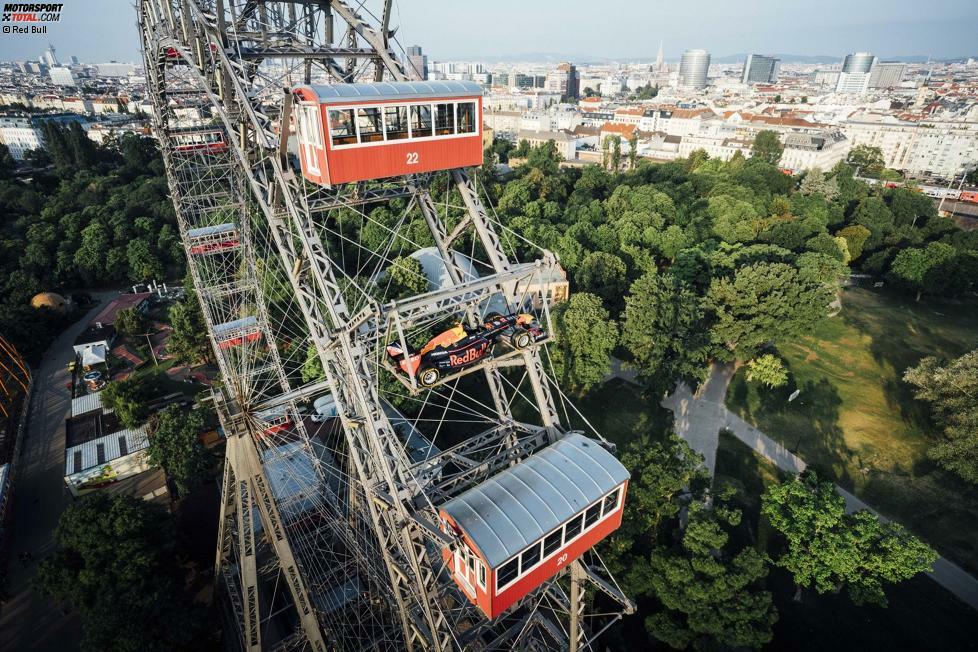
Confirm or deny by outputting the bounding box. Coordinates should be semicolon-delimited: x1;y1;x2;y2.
0;291;120;651
661;361;978;611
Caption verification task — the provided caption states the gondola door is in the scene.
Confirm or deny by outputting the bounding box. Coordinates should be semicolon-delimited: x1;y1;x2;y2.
297;104;323;180
454;544;477;596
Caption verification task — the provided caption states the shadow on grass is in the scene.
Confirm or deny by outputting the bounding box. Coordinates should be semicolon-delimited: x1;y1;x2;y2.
729;371;852;488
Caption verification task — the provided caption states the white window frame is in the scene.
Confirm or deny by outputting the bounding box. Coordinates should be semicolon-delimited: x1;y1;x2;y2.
494;482;625;595
297;104;321;176
325;97;481;151
454;544;476;596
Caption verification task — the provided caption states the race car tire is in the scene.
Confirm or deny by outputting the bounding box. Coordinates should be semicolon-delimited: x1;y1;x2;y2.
512;328;532;350
418;367;441;387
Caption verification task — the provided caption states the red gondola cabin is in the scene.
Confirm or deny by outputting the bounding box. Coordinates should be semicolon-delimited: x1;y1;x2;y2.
291;81;483;187
438;433;629;620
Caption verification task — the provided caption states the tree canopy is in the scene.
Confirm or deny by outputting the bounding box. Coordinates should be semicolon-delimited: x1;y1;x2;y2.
904;350;978;483
36;493;204;651
750;130;784;165
762;470;937;606
549;292;618;393
147;404;212;496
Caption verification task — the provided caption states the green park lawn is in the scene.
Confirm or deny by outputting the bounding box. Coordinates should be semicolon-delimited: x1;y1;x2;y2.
726;286;978;574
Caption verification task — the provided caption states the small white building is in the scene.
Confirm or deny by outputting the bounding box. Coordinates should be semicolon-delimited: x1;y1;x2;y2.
779;132;851;172
64;416;152;497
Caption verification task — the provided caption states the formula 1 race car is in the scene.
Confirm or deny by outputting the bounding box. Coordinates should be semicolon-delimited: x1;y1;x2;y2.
386;312;546;387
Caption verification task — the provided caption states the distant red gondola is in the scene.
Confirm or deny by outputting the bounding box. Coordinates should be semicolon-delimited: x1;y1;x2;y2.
171;128;227;154
291;81;483;187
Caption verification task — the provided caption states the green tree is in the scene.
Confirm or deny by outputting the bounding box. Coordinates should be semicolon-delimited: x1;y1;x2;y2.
74;221;109;283
641;498;778;650
574;251;628;311
0;143;16;178
35;493;203;651
837;224;872;261
798;167;839;200
147;405;212;496
746;354;789;387
617;434;709;542
904;350;978;483
888;241;956;301
167;299;209;365
751;130;784;165
762;470;937;606
101;375;153;428
852;196;894;252
848;144;886;177
549;293;617;393
526;140;561;174
386;255;428;300
622;272;711;387
704;260;838;360
301;342;325;383
126;239;164;282
115;307;148;338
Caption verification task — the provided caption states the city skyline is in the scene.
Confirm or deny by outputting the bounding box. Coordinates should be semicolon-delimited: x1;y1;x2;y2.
0;0;975;64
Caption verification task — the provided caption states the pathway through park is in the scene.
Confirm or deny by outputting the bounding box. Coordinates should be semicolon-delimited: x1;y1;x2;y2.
662;361;978;611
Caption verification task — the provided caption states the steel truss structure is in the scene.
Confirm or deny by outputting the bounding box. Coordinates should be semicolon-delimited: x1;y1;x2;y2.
138;2;633;650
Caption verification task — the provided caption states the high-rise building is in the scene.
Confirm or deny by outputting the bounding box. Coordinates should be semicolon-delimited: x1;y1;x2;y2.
406;45;427;81
837;52;876;94
868;62;906;88
70;55;80;65
513;73;534;89
842;52;876;73
546;62;579;99
42;45;59;67
678;49;710;89
655;41;666;72
741;54;780;84
49;66;77;87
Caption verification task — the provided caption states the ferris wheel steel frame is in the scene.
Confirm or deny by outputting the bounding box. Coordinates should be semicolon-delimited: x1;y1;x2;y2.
138;1;633;650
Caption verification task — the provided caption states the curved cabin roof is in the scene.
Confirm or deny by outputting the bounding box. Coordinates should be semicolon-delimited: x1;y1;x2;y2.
440;433;629;568
296;80;482;105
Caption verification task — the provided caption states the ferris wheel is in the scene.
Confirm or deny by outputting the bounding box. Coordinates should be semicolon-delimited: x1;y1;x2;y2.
138;2;634;650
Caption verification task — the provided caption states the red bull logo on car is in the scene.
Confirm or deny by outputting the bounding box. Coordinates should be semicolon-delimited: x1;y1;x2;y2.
449;343;487;367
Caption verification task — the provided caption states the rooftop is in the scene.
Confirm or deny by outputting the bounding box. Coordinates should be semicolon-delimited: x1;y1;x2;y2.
300;80;482;104
73;323;115;347
64;424;149;476
440;433;629;568
89;292;152;327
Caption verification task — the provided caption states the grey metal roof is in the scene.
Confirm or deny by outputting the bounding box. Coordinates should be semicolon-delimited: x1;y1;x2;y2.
213;316;258;335
71;391;106;418
303;80;482;104
440;433;628;568
187;223;236;238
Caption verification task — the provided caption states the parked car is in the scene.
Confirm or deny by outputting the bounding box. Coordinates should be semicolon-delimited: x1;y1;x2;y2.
386;312;546;387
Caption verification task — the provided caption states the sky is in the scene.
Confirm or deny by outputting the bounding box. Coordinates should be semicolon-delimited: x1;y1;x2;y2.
0;0;975;64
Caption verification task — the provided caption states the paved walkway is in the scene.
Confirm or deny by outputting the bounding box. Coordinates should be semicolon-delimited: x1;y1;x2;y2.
662;362;978;611
0;290;120;651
